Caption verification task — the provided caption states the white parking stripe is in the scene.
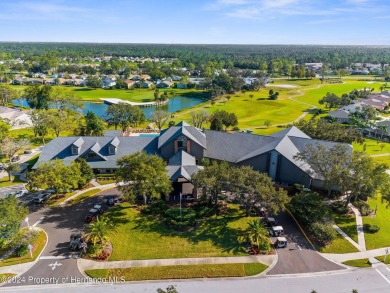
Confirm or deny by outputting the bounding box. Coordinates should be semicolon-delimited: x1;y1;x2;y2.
32;216;45;227
387;267;390;273
376;269;390;284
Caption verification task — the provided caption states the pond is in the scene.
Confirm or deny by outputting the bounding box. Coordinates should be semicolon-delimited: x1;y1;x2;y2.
12;96;205;119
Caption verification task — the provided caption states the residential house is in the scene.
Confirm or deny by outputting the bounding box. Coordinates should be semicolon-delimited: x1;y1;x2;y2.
0;107;32;129
123;79;136;89
35;121;351;198
157;81;174;88
177;83;188;89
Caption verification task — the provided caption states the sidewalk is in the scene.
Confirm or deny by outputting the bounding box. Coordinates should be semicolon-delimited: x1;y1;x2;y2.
348;203;366;251
321;246;390;263
60;183;117;206
79;255;276;270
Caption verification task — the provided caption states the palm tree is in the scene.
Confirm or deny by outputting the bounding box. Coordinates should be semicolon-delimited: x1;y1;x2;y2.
247;219;271;253
85;217;113;246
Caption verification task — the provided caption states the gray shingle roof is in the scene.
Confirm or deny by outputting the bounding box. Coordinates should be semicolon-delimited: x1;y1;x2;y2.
204;130;277;163
328;110;350;119
270;126;311;139
167;165;203;181
34;136;158;169
158;124;207;149
110;137;120;147
168;151;196;166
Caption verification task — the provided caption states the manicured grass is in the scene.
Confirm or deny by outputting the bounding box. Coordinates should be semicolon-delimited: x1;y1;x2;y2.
353;138;390;155
0;229;46;267
334;214;358;243
375;255;390;264
319;234;360;254
371;155;390;167
363;196;390;250
96;179;116;185
68;189;100;205
85;263;268;281
46;191;77;206
342;258;371;268
11;85;205;103
0;273;16;283
105;203;256;260
0;175;25;188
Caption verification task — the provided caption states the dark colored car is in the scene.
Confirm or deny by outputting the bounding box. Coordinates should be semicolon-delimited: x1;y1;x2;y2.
24;149;32;154
85;208;100;222
106;197;115;206
33;193;51;204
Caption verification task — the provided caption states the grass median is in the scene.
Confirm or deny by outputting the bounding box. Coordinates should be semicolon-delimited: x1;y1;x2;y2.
0;229;47;267
85;263;268;281
68;189;101;205
342;258;371;268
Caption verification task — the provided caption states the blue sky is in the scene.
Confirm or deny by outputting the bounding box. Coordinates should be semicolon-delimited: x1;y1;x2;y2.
0;0;389;45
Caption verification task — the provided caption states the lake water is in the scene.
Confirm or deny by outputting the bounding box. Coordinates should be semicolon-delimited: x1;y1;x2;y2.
12;96;204;119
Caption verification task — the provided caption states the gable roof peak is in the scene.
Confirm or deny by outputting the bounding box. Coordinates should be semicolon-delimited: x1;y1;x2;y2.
271;126;311;139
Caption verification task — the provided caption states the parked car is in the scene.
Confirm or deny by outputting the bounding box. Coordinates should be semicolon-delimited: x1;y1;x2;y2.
270;226;284;237
24;149;32;154
264;217;277;227
33;193;51;204
85;208;100;222
92;204;105;214
106;196;115;206
0;163;4;171
275;236;288;248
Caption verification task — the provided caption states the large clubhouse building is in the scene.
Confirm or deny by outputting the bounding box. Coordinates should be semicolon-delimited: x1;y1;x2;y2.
35;121;351;197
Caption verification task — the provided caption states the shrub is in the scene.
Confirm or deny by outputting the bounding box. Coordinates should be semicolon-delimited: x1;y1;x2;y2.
86;244;101;258
353;201;373;216
142;200;168;216
164;208;197;229
363;224;380;234
17;245;28;257
309;222;336;245
329;201;349;215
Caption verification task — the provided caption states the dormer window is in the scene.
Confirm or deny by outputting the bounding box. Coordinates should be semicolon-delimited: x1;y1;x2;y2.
108;137;120;155
108;145;116;155
71;145;79;155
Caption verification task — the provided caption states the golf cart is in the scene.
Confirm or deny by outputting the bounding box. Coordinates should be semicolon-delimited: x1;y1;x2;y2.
275;237;288;248
69;233;84;251
270;226;284;237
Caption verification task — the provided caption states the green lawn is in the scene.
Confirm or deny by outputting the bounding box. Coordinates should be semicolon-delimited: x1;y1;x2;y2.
334;214;358;243
342;258;371;268
0;229;46;267
353;138;390;155
46;191;77;206
0;175;25;188
319;234;360;254
371;155;390;167
375;255;390;264
67;189;101;205
11;85;206;103
363;196;390;250
105;203;256;260
85;263;268;281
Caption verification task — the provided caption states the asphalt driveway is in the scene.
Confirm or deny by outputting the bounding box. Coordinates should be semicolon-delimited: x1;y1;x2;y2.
267;211;344;275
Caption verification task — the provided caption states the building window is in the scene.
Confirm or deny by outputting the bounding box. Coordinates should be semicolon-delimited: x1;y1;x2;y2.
71;146;78;155
108;145;116;155
177;135;187;151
